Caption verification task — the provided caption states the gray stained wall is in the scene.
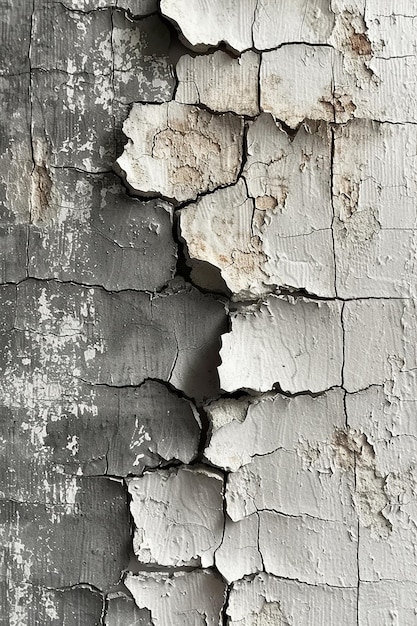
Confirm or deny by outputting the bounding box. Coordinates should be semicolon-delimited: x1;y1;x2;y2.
2;1;417;624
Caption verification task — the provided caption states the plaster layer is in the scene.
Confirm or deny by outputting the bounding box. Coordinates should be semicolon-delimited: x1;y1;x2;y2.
128;466;224;567
125;570;227;626
3;0;417;623
176;50;260;117
180;114;335;300
218;296;343;393
227;573;357;626
116;101;244;203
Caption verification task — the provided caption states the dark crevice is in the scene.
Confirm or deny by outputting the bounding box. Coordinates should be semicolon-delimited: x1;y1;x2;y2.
174;98;259;121
194;405;212;460
6;273;198;298
275;118;302;140
221;583;232;626
173;209;233;299
272;382;340;399
172;210;192;283
236;123;250;182
57;1;157;19
253;41;336;54
75;375;200;406
49;164;115;175
341;301;347;402
343;388;349;430
119;171;247;210
122;478;141;577
330;125;339;299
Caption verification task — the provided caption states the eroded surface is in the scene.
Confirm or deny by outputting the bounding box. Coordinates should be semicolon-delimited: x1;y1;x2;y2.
3;0;417;624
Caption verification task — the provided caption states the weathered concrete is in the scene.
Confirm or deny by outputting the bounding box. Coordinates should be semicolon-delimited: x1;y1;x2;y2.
3;0;417;624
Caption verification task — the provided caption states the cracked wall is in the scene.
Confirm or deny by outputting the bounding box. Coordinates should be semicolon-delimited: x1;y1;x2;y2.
2;1;417;624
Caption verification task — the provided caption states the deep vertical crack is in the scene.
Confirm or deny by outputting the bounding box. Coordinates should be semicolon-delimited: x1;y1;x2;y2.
341;301;347;414
257;52;262;114
26;0;36;275
221;583;232;626
357;521;360;626
251;0;260;50
28;0;35;224
330;125;338;299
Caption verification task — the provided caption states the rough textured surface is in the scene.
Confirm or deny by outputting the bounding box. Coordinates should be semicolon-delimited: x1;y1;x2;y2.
260;46;338;127
4;279;226;401
160;0;257;53
219;296;343;393
3;0;417;624
333;120;417;298
161;0;334;53
128;466;224;567
253;0;335;50
0;585;104;626
116;102;244;203
179;180;266;300
28;172;177;291
205;389;345;472
215;514;263;583
105;593;153;626
176;50;260;116
43;380;201;476
243;115;334;297
258;510;357;586
343;299;417;393
227;573;357;626
208;390;359;587
180;115;335;299
1;476;130;590
125;570;227;626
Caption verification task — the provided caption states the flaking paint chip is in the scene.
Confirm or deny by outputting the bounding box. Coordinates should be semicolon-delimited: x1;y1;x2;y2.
116;101;243;203
128;466;224;567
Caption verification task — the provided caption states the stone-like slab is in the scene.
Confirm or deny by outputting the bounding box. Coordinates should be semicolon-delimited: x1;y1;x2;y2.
215;514;262;583
343;299;417;393
205;389;345;472
253;0;334;50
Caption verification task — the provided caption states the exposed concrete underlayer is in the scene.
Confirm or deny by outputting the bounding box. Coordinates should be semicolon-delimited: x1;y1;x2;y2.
2;1;417;624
